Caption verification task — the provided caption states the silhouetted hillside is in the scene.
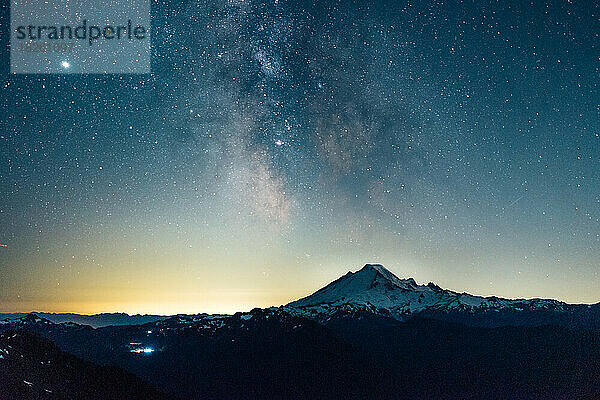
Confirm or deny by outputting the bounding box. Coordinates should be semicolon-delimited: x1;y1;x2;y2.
0;330;172;400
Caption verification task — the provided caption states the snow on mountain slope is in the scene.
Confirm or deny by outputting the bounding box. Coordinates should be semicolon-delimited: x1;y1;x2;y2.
287;264;567;322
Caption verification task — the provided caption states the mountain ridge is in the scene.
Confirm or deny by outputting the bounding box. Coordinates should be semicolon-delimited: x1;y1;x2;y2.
1;265;600;399
286;263;590;324
2;264;599;330
0;312;168;328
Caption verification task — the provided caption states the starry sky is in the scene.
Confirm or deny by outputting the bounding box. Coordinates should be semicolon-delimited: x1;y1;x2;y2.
0;0;598;315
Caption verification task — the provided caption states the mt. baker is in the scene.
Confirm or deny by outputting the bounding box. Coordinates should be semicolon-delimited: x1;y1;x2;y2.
287;264;598;328
2;264;600;399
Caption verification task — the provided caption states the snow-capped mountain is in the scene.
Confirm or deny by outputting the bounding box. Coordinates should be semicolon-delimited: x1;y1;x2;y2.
1;265;600;399
2;264;597;333
287;264;569;323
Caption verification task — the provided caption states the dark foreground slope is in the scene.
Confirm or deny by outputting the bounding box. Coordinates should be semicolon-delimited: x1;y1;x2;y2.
4;311;600;400
72;310;387;400
0;330;172;400
327;315;600;400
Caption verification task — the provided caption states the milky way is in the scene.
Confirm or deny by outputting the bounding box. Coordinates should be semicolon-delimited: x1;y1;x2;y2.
0;0;598;314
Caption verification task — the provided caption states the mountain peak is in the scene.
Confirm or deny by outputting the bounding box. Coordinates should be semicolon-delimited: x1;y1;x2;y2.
358;264;417;288
3;313;53;325
360;263;397;279
360;263;389;273
288;264;423;309
287;264;573;323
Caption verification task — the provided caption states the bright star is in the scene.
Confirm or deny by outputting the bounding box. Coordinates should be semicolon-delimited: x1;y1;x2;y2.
61;61;70;69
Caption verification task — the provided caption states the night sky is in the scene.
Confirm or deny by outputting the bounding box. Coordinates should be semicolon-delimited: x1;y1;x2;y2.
0;0;598;314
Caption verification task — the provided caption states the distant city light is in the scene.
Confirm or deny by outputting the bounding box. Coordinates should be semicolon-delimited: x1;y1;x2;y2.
130;347;154;354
